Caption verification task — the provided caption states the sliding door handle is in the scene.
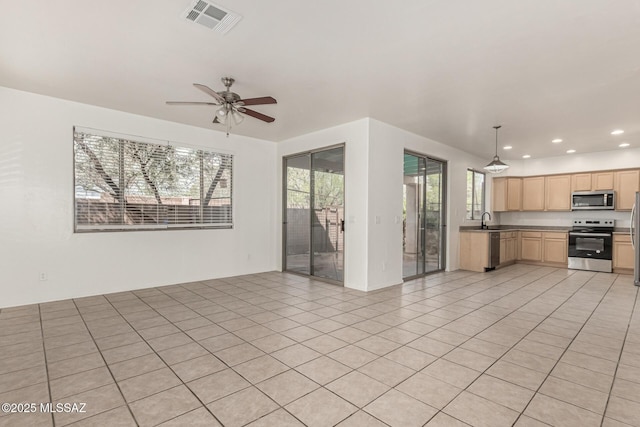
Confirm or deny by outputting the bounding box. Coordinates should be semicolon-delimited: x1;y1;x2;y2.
340;219;345;232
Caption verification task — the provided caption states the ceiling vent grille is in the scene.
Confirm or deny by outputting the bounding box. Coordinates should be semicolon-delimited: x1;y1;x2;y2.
183;0;242;34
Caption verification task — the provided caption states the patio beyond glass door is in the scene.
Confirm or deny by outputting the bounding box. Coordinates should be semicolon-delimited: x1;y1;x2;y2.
284;146;344;283
403;152;446;278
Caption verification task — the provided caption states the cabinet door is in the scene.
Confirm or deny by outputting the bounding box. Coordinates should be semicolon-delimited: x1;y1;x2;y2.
521;237;542;261
571;173;592;191
506;238;516;262
507;178;522;211
522;177;545;211
499;237;507;264
459;232;489;272
492;178;507;212
545;175;571;211
543;238;568;263
613;235;634;269
592;172;614;190
614;169;640;211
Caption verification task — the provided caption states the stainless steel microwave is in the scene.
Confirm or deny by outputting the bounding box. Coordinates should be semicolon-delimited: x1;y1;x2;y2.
571;191;615;210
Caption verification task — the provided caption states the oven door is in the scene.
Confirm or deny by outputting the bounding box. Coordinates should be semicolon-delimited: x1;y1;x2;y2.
568;232;612;259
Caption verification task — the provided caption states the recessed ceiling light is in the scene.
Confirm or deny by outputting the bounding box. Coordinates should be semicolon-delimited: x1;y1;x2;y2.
552;139;562;143
619;143;630;147
503;146;512;150
566;149;576;154
522;154;531;159
611;129;624;135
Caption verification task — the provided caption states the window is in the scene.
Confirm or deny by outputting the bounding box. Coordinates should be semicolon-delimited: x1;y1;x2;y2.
74;128;232;231
466;169;485;220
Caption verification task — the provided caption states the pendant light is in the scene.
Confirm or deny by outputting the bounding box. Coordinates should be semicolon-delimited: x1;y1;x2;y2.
484;125;509;173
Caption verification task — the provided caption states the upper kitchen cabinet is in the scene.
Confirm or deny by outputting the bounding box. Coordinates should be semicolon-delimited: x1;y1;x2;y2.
592;172;614;190
571;171;614;192
493;177;522;212
522;177;545;211
614;169;640;210
545;175;571;211
571;173;592;192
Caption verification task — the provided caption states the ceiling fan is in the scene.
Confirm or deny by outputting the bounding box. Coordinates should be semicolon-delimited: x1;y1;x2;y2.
166;77;277;136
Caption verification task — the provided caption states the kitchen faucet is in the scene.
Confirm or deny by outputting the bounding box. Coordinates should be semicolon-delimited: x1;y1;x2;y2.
481;211;492;229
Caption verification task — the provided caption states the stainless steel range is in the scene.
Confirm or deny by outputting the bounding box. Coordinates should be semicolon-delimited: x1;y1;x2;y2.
568;219;614;273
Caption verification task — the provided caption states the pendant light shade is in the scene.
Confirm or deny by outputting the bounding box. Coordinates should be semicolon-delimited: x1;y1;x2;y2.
484;125;509;174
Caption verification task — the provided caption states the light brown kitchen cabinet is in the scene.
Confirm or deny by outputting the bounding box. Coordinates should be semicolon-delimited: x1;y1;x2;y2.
571;173;592;192
592;172;614;190
542;232;568;264
493;177;522;212
614;169;640;211
459;232;489;272
499;231;517;265
545;175;571;211
522;177;545;211
613;234;634;271
520;231;543;262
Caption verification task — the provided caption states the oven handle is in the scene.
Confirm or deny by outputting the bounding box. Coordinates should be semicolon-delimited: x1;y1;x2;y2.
568;232;612;237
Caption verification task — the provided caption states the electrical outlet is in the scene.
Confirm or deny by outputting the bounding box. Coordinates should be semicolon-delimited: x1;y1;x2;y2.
39;272;47;281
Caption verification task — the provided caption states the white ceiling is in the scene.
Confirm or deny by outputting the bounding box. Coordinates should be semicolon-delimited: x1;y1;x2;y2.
2;0;640;160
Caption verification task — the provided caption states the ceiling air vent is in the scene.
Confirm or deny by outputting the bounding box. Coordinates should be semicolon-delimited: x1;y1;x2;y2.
183;0;242;34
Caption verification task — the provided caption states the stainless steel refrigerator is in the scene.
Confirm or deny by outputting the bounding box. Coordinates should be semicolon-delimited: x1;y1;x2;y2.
633;192;640;286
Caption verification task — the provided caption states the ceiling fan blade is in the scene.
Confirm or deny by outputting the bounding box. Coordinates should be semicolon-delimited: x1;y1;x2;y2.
193;83;225;103
238;96;277;106
242;108;275;123
166;101;219;106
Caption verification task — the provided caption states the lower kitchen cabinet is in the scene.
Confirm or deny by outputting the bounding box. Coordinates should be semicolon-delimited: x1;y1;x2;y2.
459;232;489;272
542;232;568;264
460;230;569;272
520;232;542;262
500;232;517;265
613;234;634;271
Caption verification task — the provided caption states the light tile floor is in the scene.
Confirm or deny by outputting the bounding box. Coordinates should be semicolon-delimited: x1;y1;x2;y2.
1;264;639;426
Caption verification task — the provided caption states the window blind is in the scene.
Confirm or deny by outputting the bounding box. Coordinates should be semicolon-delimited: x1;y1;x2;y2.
74;128;232;231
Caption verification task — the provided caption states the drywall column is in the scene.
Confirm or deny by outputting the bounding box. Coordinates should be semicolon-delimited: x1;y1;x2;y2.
276;119;370;291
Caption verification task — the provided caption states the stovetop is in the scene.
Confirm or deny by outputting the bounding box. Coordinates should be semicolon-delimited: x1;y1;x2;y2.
571;219;615;233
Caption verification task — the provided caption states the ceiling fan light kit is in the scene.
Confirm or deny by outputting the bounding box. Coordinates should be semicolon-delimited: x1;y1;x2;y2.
484;125;510;174
166;77;276;137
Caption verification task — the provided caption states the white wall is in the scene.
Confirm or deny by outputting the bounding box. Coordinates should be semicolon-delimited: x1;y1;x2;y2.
503;148;640;176
276;119;370;291
496;148;640;228
0;87;278;308
276;118;489;291
368;119;489;284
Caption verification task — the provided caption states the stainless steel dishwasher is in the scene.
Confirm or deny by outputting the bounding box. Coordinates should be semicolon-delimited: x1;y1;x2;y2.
486;232;500;271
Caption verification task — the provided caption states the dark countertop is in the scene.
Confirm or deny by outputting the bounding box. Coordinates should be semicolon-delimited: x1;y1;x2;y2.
461;225;631;235
459;225;571;233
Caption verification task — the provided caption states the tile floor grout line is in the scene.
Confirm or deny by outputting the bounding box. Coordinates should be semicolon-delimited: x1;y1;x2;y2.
416;267;596;425
345;266;572;425
69;297;141;427
98;293;230;427
510;273;621;426
598;280;639;427
3;268;639;427
37;304;56;427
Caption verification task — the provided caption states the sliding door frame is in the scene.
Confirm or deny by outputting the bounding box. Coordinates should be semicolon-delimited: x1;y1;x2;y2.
403;149;448;280
282;143;346;286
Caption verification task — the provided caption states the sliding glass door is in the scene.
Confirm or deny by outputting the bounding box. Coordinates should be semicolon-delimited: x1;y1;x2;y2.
403;152;446;278
284;146;344;283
